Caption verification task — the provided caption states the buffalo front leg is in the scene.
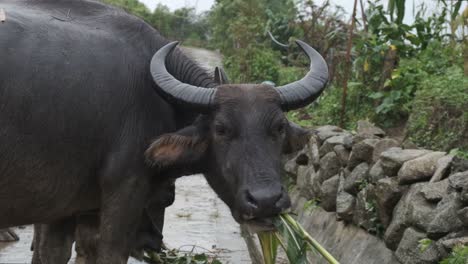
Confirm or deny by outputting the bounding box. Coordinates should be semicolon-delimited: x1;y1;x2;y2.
32;218;75;264
96;176;150;264
31;224;42;264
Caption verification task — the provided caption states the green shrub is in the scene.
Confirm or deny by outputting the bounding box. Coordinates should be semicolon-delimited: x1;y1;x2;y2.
406;66;468;152
440;245;468;264
277;67;307;86
224;47;281;84
288;83;375;130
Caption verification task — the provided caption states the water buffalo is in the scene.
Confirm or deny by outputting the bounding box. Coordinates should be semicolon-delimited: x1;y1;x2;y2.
32;67;227;263
0;0;328;263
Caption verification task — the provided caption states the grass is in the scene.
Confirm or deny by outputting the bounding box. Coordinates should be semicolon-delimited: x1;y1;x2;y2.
258;214;340;264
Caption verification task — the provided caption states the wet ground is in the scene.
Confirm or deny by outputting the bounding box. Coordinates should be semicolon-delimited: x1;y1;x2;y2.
0;176;249;263
0;47;251;263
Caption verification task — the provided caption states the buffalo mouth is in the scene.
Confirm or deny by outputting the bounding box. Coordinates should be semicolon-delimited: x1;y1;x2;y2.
243;217;276;233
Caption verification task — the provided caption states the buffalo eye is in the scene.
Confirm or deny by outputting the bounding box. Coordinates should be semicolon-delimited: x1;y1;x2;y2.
276;123;285;134
271;122;286;139
214;123;229;137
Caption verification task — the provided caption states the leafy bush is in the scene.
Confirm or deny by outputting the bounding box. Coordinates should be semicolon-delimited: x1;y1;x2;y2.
440;245;468;264
224;47;282;83
406;66;468;152
288;83;375;130
278;67;307;86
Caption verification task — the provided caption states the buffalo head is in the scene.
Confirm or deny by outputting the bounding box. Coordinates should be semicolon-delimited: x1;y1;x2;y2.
146;41;328;225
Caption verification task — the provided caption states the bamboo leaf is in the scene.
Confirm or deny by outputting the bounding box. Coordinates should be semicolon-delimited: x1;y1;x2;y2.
257;214;340;264
258;231;279;264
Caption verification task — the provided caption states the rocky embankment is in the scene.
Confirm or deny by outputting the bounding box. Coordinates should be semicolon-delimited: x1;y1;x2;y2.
284;121;467;264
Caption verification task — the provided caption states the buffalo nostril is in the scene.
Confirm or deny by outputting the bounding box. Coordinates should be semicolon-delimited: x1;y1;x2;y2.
245;190;259;209
275;187;291;210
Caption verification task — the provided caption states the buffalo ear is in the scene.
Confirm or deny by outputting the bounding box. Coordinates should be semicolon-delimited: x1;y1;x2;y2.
145;127;207;169
214;66;230;84
283;121;311;154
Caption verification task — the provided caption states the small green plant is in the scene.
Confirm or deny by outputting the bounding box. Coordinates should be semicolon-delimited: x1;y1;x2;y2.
257;214;340;264
357;179;369;191
440;245;468;264
303;198;320;212
364;199;385;237
418;238;433;252
449;149;468;160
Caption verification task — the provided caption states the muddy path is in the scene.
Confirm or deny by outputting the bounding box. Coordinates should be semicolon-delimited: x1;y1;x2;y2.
0;47;251;263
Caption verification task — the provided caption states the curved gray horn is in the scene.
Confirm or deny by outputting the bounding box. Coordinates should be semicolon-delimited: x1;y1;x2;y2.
150;41;217;110
214;66;230;84
267;31;290;48
274;40;329;111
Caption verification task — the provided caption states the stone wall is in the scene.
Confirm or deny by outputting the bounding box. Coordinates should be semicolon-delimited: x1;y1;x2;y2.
284;121;468;264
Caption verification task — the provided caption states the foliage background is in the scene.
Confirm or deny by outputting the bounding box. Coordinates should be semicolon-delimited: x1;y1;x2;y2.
103;0;467;154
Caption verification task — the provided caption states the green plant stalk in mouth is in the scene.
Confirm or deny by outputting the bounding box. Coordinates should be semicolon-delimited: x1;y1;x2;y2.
258;213;340;264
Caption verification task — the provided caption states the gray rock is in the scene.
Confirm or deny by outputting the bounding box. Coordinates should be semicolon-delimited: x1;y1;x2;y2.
319;134;353;156
333;144;350;166
430;155;454;183
451;156;468;173
290;206;400;264
461;188;468;205
372;138;400;163
357;120;386;138
352;188;371;230
318;152;341;183
440;234;468;250
420;179;449;202
457;207;468;226
448;171;468;191
283;147;312;181
369;160;386;184
384;183;436;250
320;175;340;212
311;171;323;198
352;133;381;145
336;174;356;222
398;151;446;185
348;139;380;169
395;228;442;264
0;228;19;242
314;125;344;143
284;157;298;176
380;148;431;176
373;177;408;228
344;163;369;195
408;187;438;232
427;192;464;239
296;165;316;199
308;136;321;168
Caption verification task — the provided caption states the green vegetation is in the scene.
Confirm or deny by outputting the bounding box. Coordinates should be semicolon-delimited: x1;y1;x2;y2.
258;214;340;264
418;238;433;253
440;245;468;264
407;66;467;151
103;0;467;154
103;0;210;45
